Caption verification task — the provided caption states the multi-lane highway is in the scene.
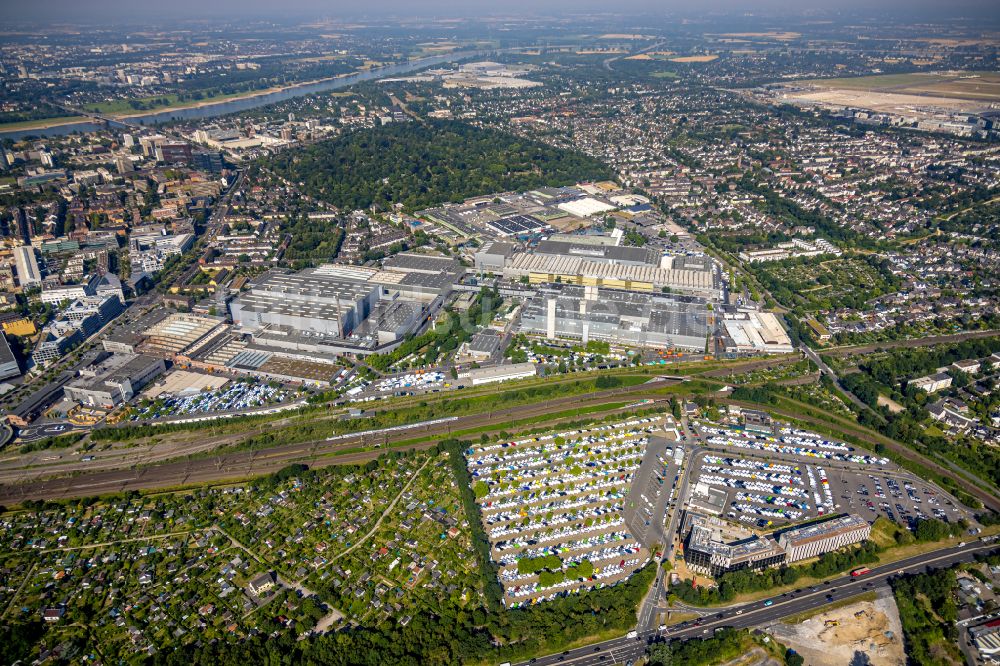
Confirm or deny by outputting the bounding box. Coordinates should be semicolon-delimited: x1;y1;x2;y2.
513;540;1000;666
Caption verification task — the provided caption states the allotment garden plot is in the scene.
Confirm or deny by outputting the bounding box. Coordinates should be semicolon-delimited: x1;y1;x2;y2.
752;256;898;312
467;416;659;607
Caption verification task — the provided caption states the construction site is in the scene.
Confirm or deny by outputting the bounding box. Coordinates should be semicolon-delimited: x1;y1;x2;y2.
767;591;905;666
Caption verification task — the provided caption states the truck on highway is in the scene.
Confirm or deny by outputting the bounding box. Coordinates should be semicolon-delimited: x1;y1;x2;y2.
851;567;871;577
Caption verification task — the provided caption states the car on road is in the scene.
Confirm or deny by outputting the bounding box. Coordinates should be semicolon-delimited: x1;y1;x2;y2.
763;600;773;607
735;610;743;615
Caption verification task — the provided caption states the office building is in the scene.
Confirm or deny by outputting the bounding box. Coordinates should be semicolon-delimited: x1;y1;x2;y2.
193;151;224;174
155;142;193;164
777;514;871;563
32;323;84;365
129;232;194;273
683;513;786;578
41;281;92;306
62;294;124;327
683;512;871;576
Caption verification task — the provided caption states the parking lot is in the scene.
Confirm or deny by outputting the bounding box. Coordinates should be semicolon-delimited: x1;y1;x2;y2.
686;422;970;530
466;416;660;606
372;370;446;395
131;380;294;420
626;434;685;548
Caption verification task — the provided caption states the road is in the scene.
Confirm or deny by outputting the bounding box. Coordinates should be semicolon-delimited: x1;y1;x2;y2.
170;169;245;289
800;346;869;412
636;419;696;633
624;434;673;548
513;541;1000;666
5;352;998;515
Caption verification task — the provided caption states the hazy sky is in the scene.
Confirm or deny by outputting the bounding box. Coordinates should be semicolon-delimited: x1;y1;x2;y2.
4;0;999;22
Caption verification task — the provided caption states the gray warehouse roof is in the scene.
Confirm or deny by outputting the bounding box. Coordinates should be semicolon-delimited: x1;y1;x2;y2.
535;240;660;266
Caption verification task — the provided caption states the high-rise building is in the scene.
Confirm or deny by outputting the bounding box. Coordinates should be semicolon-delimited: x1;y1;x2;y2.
155;142;192;164
192;151;223;174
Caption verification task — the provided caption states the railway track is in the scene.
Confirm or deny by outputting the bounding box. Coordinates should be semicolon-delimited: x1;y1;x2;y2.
0;383;680;503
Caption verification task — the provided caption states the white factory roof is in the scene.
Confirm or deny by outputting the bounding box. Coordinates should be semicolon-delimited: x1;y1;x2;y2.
557;197;617;218
722;312;793;353
509;253;715;290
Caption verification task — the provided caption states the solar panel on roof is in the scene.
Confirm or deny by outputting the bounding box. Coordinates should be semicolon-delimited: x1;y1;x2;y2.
227;350;271;370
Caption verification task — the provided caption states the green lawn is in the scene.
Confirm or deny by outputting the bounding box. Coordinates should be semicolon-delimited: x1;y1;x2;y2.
84;89;273;116
798;72;948;89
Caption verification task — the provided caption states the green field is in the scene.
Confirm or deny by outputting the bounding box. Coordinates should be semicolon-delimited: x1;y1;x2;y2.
798;71;1000;101
83;89;267;116
0;115;89;131
799;72;949;89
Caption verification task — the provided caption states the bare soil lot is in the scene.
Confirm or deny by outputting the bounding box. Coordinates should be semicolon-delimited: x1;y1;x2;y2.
767;592;905;666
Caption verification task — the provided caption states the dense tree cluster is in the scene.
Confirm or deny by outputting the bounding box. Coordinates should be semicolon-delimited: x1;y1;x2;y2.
838;337;1000;492
892;569;961;665
730;384;782;405
366;290;502;371
862;338;1000;388
263;119;612;212
647;628;758;666
140;438;655;665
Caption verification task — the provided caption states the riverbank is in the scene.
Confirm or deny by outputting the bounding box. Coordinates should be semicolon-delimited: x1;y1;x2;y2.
3;49;491;136
96;71;369;119
0;115;91;132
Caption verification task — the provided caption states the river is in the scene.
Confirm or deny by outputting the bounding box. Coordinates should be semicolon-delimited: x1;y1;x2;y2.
1;50;487;140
